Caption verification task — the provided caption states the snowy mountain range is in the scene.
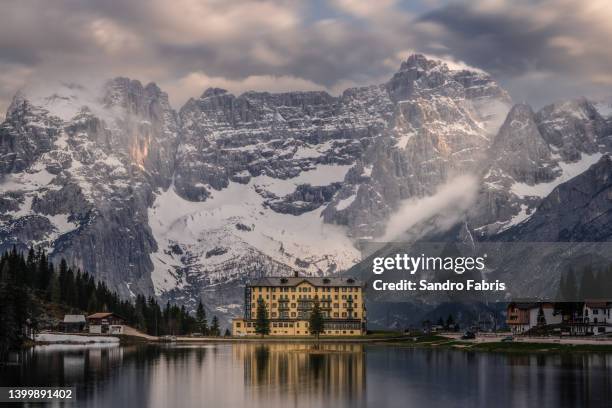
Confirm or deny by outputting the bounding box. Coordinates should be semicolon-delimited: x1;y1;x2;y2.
1;54;611;324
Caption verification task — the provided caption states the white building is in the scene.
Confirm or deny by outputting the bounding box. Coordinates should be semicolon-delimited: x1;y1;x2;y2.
507;303;562;334
583;301;612;335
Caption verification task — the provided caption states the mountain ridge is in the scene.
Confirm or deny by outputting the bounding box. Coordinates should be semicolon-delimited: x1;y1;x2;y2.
1;54;611;325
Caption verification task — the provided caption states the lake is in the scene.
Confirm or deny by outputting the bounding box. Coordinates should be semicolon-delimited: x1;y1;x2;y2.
1;342;611;407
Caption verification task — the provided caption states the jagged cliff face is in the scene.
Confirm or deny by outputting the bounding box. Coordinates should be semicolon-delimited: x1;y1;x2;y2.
1;54;611;322
471;97;612;236
322;54;512;238
0;79;180;297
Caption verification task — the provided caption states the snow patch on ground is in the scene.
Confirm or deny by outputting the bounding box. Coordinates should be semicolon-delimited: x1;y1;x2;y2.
336;194;356;211
35;333;120;343
47;214;79;236
0;169;55;192
500;204;530;231
148;169;361;295
395;132;415;149
253;164;352;196
511;153;603;198
593;98;612;118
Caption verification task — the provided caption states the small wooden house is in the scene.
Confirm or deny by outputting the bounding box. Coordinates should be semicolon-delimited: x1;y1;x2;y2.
87;312;127;335
62;315;86;333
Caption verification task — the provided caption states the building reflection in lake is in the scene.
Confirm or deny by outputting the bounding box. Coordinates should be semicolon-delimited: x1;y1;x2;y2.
234;343;366;405
3;343;612;408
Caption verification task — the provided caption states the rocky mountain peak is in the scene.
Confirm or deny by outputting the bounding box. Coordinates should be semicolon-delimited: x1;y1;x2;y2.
535;97;606;161
386;53;508;105
6;90;29;117
201;87;230;99
102;77;173;118
490;103;555;184
399;54;443;73
494;103;538;142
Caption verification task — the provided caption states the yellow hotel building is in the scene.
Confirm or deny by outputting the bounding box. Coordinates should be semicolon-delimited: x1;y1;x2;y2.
232;276;366;336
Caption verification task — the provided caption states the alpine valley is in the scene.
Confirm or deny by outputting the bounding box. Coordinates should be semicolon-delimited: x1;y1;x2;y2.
2;55;612;327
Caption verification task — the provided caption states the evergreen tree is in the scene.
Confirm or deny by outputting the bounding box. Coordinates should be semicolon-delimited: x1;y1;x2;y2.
211;316;220;336
36;249;50;292
58;259;68;301
180;305;191;334
537;305;546;326
254;298;270;337
65;268;76;306
446;314;454;329
309;300;325;339
0;254;38;361
0;248;205;348
49;271;61;303
224;328;231;337
25;247;36;287
196;300;208;335
87;291;98;313
437;317;444;327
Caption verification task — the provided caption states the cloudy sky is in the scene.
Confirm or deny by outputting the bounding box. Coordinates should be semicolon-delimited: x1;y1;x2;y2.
1;0;611;116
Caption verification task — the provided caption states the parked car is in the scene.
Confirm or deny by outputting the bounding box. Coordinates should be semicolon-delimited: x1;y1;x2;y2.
501;336;514;342
461;331;476;340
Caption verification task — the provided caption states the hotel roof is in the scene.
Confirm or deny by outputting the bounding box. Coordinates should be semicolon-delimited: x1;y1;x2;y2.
249;276;362;287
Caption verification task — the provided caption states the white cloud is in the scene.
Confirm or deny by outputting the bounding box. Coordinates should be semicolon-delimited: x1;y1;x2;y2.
1;0;611;114
147;0;300;45
89;18;143;55
164;71;328;106
0;63;35;118
382;175;479;241
330;0;397;18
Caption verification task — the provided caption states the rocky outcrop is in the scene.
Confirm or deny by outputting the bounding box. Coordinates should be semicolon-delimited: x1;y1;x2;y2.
471;98;611;236
498;155;612;242
0;95;62;174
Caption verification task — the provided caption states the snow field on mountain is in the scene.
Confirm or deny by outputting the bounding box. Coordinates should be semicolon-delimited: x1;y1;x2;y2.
148;165;361;295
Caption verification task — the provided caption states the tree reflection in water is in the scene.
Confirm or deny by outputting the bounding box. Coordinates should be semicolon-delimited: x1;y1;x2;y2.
1;343;611;408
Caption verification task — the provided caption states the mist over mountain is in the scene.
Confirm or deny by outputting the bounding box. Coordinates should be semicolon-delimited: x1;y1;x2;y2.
1;54;611;325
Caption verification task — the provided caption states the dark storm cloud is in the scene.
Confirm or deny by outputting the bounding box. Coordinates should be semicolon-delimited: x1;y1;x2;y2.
416;0;612;106
0;0;611;115
419;4;556;76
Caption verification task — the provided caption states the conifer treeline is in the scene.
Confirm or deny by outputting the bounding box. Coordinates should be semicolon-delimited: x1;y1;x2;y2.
0;247;221;358
558;265;612;300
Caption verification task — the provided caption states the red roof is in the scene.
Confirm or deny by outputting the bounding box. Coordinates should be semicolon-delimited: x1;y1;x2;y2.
87;312;118;319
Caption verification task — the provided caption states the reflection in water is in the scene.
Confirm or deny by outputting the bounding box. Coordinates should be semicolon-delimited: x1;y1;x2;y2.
235;343;365;406
1;343;611;408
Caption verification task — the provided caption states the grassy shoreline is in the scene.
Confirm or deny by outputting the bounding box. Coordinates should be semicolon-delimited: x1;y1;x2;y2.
28;331;612;353
382;335;612;353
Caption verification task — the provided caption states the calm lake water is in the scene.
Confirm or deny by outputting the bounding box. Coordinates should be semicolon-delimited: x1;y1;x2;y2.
1;342;612;407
